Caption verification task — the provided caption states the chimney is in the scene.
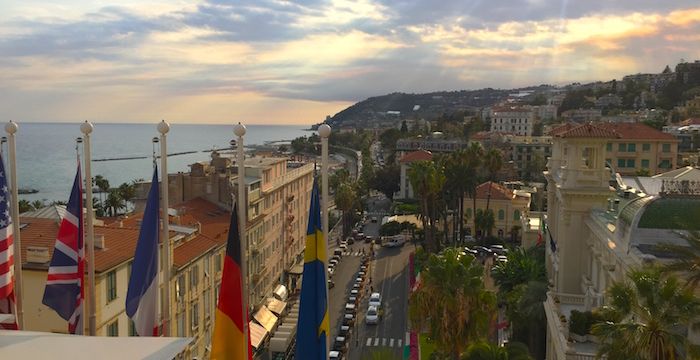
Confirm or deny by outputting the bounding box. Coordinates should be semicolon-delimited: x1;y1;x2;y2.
95;234;106;249
27;246;50;263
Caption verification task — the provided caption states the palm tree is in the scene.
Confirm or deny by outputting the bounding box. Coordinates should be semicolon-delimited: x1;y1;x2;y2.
656;230;700;289
408;160;445;253
334;181;358;238
462;341;533;360
118;182;136;213
18;199;33;213
31;200;44;210
409;248;496;358
591;267;700;360
94;175;110;205
483;149;503;213
464;143;484;239
491;245;547;358
105;189;124;216
475;209;496;237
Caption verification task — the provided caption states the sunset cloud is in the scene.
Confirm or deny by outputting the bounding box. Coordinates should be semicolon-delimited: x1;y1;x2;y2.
0;1;699;124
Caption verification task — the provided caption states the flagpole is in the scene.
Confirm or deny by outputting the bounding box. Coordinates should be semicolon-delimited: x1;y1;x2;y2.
5;121;23;330
234;122;249;359
157;120;171;337
80;121;96;336
318;123;331;359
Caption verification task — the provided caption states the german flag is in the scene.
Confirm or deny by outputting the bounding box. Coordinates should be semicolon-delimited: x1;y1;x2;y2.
211;202;251;360
296;177;329;360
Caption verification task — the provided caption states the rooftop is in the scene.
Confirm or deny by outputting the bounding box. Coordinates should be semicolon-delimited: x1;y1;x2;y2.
399;149;433;163
553;123;619;139
597;122;676;140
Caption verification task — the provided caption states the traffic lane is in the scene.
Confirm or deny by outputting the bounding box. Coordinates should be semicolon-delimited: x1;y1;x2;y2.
328;252;362;341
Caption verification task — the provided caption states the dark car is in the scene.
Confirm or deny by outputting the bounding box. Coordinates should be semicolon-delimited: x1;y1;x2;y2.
474;246;493;256
364;235;373;243
338;324;352;338
328;279;335;289
332;336;349;354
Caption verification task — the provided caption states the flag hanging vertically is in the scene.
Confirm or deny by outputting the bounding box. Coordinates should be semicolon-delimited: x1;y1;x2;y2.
126;165;159;336
296;177;329;360
0;154;18;330
211;201;251;360
42;163;84;334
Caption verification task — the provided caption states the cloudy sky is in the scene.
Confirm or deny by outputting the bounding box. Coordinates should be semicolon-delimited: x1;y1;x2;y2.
1;1;699;124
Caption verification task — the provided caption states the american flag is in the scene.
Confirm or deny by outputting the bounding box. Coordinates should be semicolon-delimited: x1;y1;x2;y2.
0;154;18;330
42;163;84;334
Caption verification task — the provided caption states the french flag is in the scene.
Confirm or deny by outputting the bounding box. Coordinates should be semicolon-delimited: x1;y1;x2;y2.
126;166;159;336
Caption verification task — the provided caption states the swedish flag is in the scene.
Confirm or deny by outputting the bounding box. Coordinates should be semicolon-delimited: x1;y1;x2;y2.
296;177;329;359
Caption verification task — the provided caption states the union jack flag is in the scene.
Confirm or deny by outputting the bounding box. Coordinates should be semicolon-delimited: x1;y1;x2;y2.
0;154;18;330
42;163;84;334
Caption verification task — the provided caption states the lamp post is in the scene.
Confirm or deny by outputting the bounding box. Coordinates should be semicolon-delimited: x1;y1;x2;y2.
233;122;249;359
5;121;22;329
318;123;331;358
157;120;171;336
79;121;96;336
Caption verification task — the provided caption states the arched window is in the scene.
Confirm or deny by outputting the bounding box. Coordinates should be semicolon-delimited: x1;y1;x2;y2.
498;209;505;220
514;210;521;221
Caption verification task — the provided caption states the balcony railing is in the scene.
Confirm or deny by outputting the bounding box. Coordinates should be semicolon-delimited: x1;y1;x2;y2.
545;291;604;360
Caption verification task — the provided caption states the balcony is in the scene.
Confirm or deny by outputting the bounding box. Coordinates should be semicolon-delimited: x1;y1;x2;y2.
544;291;604;360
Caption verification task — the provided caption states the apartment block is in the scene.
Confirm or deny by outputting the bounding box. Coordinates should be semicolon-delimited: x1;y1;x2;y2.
598;123;679;175
504;135;552;180
490;106;534;136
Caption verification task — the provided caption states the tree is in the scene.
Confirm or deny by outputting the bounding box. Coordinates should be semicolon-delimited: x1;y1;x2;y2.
94;174;110;205
400;120;408;132
656;231;700;290
105;189;124;216
462;341;533;360
464;143;484;238
18;199;33;213
483;149;503;213
334;182;359;238
409;248;496;359
118;182;137;213
31;200;44;210
408;160;445;253
369;165;400;200
591;267;700;360
475;209;495;237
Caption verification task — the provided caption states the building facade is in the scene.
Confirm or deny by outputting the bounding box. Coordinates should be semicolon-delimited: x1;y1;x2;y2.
490;106;534;136
463;182;531;239
396;150;433;200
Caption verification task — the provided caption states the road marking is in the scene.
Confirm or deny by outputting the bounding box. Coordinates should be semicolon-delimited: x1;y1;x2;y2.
366;338;372;346
398;339;402;347
374;338;379;346
389;338;394;347
382;338;387;346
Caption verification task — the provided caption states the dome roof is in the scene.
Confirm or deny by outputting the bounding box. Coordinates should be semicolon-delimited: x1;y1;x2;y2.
637;197;700;231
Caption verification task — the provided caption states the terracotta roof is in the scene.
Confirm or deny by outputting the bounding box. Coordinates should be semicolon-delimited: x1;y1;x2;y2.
399;149;433;163
173;234;219;268
472;182;514;201
547;123;577;136
681;118;700;126
470;131;491;140
554;123;619;139
596;122;676;140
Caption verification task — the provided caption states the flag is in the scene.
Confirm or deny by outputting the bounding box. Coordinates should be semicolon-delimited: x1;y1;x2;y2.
211;201;251;360
42;164;84;334
536;217;544;246
547;223;557;253
0;154;18;330
126;166;159;336
296;177;329;360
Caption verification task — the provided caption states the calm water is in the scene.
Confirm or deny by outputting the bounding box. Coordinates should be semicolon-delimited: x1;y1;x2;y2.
7;123;312;202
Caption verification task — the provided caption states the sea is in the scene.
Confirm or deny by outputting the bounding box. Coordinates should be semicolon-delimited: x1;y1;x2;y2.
8;123;313;203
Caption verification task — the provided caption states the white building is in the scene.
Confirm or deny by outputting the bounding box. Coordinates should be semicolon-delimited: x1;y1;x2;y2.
396;150;433;200
490;106;534;136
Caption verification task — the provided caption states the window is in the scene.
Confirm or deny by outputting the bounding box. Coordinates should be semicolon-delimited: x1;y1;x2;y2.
606;143;612;151
641;159;650;168
215;252;222;272
618;143;626;152
498;209;504;220
642;143;651;151
513;210;521;221
659;159;671;168
106;270;117;303
662;143;671;152
626;159;635;168
107;320;119;337
191;301;200;330
177;275;185;300
627;143;636;152
204;289;211;319
617;159;626;168
189;265;199;290
177;312;186;337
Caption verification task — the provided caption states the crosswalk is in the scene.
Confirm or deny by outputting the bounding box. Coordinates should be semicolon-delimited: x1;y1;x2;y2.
365;337;403;348
342;251;366;256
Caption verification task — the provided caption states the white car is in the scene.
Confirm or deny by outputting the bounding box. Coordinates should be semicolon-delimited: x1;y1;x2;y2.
345;303;356;314
329;351;343;360
369;292;381;308
365;305;379;325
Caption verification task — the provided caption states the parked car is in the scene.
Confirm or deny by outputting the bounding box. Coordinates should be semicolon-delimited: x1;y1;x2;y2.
369;292;381;308
332;336;348;354
384;238;405;248
463;247;478;256
344;302;356;314
350;289;359;296
364;235;373;243
463;235;476;243
365;306;380;325
339;243;348;250
497;255;508;263
490;245;507;255
338;324;352;338
371;216;378;223
475;246;493;256
329;258;339;266
328;266;335;276
333;249;343;258
329;351;344;360
331;254;341;263
348;295;358;306
347;237;355;245
328;279;335;289
342;313;355;327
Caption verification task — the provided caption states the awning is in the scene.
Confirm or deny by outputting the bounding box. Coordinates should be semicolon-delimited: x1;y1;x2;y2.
289;265;304;275
273;284;288;301
0;330;190;359
266;297;287;315
253;305;279;332
248;321;268;350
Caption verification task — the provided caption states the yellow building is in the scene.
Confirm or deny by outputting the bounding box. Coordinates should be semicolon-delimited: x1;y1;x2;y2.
463;181;531;239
